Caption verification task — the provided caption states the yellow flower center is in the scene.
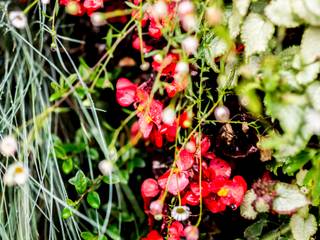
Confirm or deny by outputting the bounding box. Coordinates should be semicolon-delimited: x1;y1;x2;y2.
217;187;229;197
137;105;144;112
146;115;153;123
14;166;24;174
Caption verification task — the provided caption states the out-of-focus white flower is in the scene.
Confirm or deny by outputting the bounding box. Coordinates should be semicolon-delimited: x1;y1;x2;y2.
90;12;107;27
214;105;230;121
182;36;198;55
3;162;29;186
140;62;150;71
205;6;223;26
171;205;190;221
178;1;194;16
151;0;168;19
150;199;163;220
175;61;189;74
305;109;320;135
41;0;50;4
181;14;197;32
0;135;17;157
98;160;114;175
184;225;199;240
162;107;176;125
9;11;28;29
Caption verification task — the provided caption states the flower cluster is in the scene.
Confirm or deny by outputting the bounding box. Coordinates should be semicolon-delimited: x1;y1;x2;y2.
59;0;105;16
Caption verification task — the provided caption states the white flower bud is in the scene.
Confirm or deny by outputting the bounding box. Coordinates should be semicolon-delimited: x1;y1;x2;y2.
0;135;17;157
9;11;28;29
205;6;223;26
182;36;198;55
90;12;107;27
140;62;150;71
214;105;230;121
176;61;189;74
151;0;168;19
3;162;29;186
178;1;194;16
98;160;114;175
181;14;197;32
162;107;176;125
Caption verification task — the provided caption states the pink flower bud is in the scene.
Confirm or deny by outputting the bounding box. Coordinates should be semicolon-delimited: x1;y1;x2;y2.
184;225;199;240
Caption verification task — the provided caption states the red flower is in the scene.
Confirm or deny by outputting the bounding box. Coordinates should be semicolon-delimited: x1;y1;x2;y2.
158;170;189;195
132;36;152;53
208;157;232;178
148;19;162;39
141;178;160;198
83;0;104;14
152;53;179;76
116;78;137;107
204;194;227;213
179;111;192;128
182;191;199;206
142;230;163;240
168;221;184;239
190;181;210;197
176;149;194;171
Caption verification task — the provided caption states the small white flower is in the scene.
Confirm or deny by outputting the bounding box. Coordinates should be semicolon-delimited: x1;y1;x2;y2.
162;107;176;125
176;61;189;74
90;12;107;27
182;36;198;55
0;135;17;157
178;1;194;16
205;6;223;26
151;0;168;19
214;105;230;121
9;11;28;29
41;0;50;4
3;162;29;186
98;160;114;175
171;205;190;221
181;14;198;32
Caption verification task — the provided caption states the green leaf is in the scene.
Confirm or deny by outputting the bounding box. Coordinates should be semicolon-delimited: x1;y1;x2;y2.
87;191;101;209
69;170;88;194
106;28;113;49
244;219;268;239
283;150;315;175
106;224;120;240
265;0;299;27
62;207;73;219
102;173;120;184
89;148;99;160
62;158;73;174
49;90;64;102
290;213;317;240
241;13;275;56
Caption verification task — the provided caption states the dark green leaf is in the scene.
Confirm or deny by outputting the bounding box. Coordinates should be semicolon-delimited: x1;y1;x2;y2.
69;170;88;194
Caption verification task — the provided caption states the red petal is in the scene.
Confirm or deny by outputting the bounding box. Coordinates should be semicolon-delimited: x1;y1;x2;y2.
141;178;160;198
204;194;226;213
182;191;200;206
150;100;163;127
200;136;211;155
209;157;231;178
190;181;210;197
169;221;184;237
142;230;163;240
116;78;137;107
176;149;194;171
83;0;103;12
138;116;153;139
158;171;189;195
227;176;247;208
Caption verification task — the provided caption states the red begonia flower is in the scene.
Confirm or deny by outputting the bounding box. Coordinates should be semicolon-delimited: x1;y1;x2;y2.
182;191;199;206
209;157;231;178
141;178;160;198
142;230;163;240
158;170;189;195
204;193;227;213
152;53;179;76
219;176;247;208
190;181;210;197
176;149;194;171
168;221;184;239
83;0;103;14
116;78;137;107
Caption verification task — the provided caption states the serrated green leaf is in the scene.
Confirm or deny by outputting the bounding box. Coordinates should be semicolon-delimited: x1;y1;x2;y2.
241;13;275;56
87;191;101;209
69;170;88;194
290;213;317;240
265;0;299;27
244;219;268;239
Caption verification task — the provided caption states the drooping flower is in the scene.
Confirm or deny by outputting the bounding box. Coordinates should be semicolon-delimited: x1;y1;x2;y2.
171;206;191;221
9;11;28;29
116;78;137;107
141;178;160;198
3;162;29;186
158;170;189;195
150;199;164;220
184;225;199;240
0;135;18;157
